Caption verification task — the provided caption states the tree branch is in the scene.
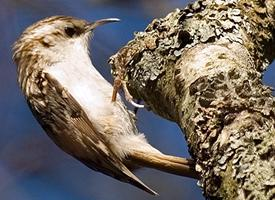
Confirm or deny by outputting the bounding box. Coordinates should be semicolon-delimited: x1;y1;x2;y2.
110;0;275;199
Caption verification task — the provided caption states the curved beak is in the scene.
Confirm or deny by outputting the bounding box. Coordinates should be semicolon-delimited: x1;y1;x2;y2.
85;18;120;32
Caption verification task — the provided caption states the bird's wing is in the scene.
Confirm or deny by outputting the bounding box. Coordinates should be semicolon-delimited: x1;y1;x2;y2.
33;72;157;195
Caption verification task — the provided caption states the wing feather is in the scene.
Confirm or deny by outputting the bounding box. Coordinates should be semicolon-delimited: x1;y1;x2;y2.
29;72;156;195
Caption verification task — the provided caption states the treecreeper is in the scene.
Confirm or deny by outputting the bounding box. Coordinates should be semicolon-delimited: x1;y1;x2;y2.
13;15;198;195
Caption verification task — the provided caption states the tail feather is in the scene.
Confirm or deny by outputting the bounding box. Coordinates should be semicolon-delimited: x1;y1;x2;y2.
126;149;199;179
80;157;157;195
120;165;158;195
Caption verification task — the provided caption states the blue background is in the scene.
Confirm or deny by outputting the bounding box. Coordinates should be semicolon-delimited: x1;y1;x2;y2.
0;0;274;200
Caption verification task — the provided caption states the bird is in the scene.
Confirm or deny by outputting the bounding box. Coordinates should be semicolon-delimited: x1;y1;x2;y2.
13;16;198;195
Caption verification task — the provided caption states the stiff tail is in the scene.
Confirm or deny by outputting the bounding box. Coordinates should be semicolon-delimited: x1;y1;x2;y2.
127;150;199;179
120;165;158;195
81;155;158;195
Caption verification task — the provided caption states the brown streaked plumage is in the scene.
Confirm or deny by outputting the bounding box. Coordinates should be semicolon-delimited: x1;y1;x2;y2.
13;16;198;195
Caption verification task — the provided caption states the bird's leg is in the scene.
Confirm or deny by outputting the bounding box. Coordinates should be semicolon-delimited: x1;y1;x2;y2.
111;76;122;102
111;74;144;108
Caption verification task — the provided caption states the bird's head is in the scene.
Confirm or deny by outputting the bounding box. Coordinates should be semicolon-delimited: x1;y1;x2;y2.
13;16;120;65
13;16;119;91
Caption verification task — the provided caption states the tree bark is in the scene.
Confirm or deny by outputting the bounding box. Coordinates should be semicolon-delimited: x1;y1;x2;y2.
109;0;275;199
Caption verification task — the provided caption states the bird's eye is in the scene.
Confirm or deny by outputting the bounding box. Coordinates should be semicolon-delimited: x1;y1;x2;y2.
64;26;76;37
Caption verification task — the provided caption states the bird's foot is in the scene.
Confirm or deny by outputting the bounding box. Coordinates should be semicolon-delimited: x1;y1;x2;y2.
112;77;144;108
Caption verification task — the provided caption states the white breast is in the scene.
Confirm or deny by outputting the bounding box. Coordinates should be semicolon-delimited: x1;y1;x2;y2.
45;41;115;120
43;39;158;158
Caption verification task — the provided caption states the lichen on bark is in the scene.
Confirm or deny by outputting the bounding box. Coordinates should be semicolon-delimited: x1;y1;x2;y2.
109;0;275;199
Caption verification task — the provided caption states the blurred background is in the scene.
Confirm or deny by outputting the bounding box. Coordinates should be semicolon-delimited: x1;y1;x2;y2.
0;0;274;200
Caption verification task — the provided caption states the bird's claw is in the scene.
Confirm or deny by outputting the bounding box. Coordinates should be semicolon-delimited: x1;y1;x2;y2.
112;77;144;108
121;81;144;108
